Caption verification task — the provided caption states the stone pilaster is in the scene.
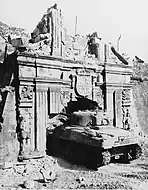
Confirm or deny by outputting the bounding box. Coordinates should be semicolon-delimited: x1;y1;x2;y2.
114;89;122;128
105;87;115;125
35;87;48;155
16;83;35;160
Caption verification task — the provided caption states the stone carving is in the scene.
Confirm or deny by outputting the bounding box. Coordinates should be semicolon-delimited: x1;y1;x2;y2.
74;69;93;98
94;88;104;110
122;89;131;101
20;86;33;101
60;89;71;108
76;68;90;76
122;89;131;130
122;107;131;130
17;108;33;157
75;75;92;98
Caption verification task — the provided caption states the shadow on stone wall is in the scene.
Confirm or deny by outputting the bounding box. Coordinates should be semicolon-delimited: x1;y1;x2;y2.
0;53;18;164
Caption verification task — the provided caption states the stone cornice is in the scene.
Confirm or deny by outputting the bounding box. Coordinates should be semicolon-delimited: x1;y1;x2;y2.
17;52;104;70
34;77;70;85
19;76;70;85
104;82;133;88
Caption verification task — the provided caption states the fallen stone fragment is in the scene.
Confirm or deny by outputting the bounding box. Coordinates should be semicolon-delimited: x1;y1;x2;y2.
40;168;57;183
49;171;57;182
13;165;25;174
76;176;86;188
23;180;35;189
68;183;75;189
23;164;33;175
76;176;86;184
2;162;13;169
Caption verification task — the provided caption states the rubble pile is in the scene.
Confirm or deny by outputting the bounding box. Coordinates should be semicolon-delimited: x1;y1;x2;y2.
0;140;147;189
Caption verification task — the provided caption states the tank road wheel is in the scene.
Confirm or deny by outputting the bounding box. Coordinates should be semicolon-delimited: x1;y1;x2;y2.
131;145;142;160
102;151;111;165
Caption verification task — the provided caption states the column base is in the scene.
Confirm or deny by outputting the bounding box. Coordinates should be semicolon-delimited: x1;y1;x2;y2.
18;150;46;161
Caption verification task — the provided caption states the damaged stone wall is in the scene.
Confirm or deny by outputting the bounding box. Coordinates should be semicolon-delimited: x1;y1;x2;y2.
28;4;123;64
132;61;148;135
0;53;19;165
0;3;136;164
29;3;65;57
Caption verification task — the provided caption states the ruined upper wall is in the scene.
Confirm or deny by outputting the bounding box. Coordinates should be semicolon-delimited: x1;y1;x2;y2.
27;4;130;66
29;3;65;57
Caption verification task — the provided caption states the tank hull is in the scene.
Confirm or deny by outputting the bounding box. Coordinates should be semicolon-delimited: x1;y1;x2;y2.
47;125;142;167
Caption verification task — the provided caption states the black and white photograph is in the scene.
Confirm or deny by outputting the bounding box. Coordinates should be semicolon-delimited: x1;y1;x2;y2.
0;0;148;189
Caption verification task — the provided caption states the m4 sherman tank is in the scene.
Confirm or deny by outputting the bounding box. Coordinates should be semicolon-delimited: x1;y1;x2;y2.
47;97;142;167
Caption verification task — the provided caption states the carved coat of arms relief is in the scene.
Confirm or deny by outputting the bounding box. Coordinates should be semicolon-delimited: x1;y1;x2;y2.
74;69;93;99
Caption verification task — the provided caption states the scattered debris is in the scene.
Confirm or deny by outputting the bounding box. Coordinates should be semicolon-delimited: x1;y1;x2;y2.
2;162;13;169
14;166;25;175
23;179;35;189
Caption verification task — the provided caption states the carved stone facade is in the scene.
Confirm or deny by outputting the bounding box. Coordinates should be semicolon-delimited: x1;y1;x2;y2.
13;51;133;160
0;4;135;163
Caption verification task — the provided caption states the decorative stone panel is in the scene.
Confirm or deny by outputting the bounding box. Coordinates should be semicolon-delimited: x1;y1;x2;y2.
121;89;131;130
20;85;33;102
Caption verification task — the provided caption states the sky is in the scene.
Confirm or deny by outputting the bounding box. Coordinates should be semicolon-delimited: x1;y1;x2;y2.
0;0;148;60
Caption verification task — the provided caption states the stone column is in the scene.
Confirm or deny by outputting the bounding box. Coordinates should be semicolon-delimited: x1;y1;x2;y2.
35;87;48;156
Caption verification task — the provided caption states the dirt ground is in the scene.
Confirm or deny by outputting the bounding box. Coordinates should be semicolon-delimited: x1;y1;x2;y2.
0;139;148;190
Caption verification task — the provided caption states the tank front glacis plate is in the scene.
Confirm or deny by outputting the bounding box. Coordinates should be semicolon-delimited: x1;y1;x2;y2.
93;126;140;149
